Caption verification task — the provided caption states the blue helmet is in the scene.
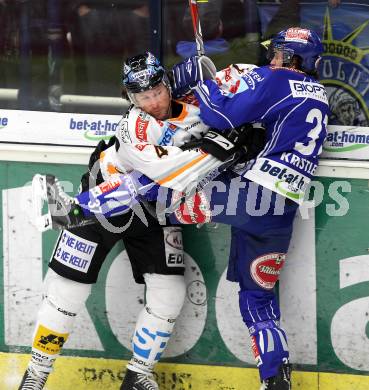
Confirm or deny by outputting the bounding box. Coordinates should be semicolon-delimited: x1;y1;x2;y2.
122;52;170;95
267;27;323;73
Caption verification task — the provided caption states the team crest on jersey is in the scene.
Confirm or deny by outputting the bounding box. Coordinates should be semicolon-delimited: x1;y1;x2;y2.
250;253;286;289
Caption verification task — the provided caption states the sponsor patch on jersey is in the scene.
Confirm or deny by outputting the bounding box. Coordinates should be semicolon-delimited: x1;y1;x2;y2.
285;27;310;43
246;157;310;202
33;324;69;355
240;69;264;92
53;230;97;273
158;124;176;146
250;253;286;289
135;115;149;141
164;227;184;267
289;80;328;104
173;191;212;224
119;120;131;143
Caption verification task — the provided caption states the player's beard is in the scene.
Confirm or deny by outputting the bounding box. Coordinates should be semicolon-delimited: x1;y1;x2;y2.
154;100;172;121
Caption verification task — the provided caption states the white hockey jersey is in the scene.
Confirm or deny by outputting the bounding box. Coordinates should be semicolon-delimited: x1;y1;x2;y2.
100;64;256;192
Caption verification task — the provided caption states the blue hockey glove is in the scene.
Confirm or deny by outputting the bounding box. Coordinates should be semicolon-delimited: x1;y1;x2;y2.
76;171;162;219
171;56;216;99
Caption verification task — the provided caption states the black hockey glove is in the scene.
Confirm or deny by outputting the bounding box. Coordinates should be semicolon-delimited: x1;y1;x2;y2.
180;124;266;162
241;123;266;161
80;136;118;192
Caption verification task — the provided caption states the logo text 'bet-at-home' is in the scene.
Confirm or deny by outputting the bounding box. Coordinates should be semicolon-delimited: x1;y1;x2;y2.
69;118;118;141
0;117;8;129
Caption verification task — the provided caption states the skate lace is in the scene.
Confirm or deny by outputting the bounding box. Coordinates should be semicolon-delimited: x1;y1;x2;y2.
135;373;159;390
54;179;74;206
19;366;49;390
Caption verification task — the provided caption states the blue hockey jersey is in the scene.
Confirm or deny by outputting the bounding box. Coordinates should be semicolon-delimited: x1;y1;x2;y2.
193;65;330;203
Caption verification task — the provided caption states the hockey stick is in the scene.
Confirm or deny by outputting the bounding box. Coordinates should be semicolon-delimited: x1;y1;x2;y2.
189;0;205;56
32;174;53;232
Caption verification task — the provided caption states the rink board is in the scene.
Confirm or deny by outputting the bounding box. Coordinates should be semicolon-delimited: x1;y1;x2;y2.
3;352;369;390
1;160;369;390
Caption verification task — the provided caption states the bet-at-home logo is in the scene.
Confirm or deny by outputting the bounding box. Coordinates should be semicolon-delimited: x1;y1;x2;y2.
320;8;369;153
0;117;8;129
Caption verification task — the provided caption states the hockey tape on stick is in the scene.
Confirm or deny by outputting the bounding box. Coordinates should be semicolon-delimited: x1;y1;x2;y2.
189;0;205;56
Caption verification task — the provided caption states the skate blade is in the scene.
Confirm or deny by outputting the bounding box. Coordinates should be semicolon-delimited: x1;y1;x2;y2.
32;174;53;232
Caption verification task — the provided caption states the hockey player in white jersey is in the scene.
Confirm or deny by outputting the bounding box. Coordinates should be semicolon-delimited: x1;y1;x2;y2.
19;52;222;390
37;58;261;230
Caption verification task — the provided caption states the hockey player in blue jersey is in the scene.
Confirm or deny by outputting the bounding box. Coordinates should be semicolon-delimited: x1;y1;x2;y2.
169;27;329;390
40;27;328;390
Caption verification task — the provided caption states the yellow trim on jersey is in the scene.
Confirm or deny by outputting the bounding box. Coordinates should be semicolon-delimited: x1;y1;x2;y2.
157;153;208;185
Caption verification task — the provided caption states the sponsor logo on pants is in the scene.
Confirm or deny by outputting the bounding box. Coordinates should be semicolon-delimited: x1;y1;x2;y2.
54;230;97;273
164;227;185;268
250;253;286;289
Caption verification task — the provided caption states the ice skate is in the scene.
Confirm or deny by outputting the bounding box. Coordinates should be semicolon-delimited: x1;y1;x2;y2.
120;368;159;390
260;363;292;390
32;174;88;231
18;365;49;390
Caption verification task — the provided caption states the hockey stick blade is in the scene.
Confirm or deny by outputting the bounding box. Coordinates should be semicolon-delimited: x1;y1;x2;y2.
32;174;53;232
32;174;97;231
